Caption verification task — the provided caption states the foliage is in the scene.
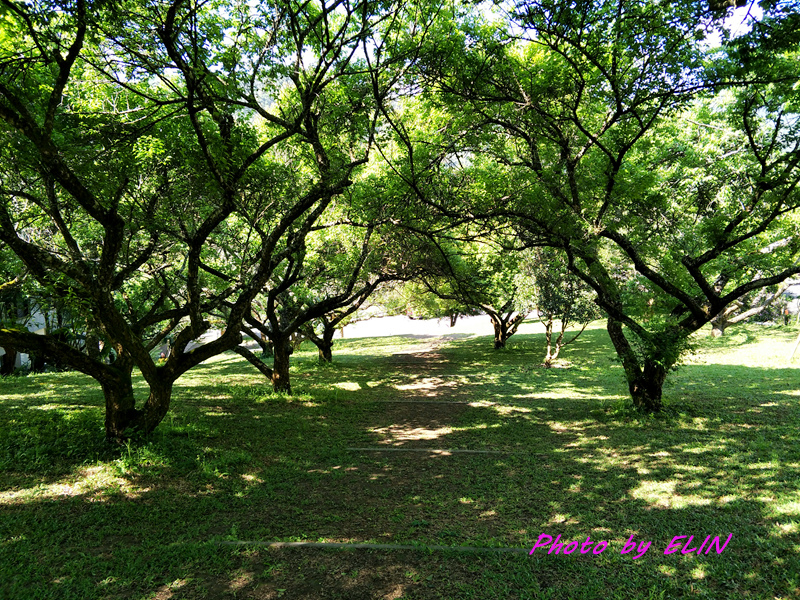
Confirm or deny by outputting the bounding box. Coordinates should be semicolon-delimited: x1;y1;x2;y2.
517;248;603;365
2;0;800;432
0;0;431;437
398;0;800;409
414;239;531;348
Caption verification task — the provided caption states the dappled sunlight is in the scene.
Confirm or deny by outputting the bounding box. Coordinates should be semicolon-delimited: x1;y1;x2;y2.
0;465;146;504
2;324;800;598
306;465;358;475
549;421;574;433
630;479;714;509
545;513;581;527
491;404;531;415
30;403;96;412
748;461;781;470
333;381;362;391
658;565;676;577
392;376;458;391
228;571;254;591
394;377;459;394
525;388;626;401
772;522;798;537
373;424;454;444
148;578;188;600
772;497;800;516
680;442;734;454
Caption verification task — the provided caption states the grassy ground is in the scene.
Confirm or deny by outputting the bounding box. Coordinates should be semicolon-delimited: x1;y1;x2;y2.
1;322;799;599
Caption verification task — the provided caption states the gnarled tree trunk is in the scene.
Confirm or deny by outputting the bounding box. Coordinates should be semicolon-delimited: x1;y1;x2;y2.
543;319;563;367
99;362;175;439
491;316;508;349
710;319;727;338
100;364;138;440
317;327;334;363
304;321;336;363
628;360;667;412
541;313;592;367
130;379;174;435
488;309;526;349
606;318;666;412
271;337;292;393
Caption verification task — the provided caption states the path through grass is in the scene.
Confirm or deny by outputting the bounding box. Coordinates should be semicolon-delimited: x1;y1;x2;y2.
1;324;799;599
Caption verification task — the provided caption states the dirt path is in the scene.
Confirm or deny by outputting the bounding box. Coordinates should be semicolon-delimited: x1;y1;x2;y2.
365;336;483;448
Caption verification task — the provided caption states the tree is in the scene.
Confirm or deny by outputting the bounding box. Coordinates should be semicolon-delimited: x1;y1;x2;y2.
0;0;201;437
377;279;476;325
516;249;602;367
232;221;396;390
0;0;421;437
407;0;800;410
418;239;530;349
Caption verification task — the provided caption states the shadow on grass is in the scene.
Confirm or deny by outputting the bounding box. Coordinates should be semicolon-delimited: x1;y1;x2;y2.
2;399;796;598
1;326;799;598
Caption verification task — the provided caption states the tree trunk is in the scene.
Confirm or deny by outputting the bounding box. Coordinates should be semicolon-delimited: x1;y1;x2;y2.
305;322;336;363
101;369;138;440
543;319;554;367
318;344;333;363
710;315;727;337
606;318;665;412
488;308;525;350
318;326;335;363
490;314;508;349
543;320;565;368
130;379;173;435
272;338;292;393
449;313;458;327
101;358;174;439
0;346;17;376
493;322;507;348
628;360;666;412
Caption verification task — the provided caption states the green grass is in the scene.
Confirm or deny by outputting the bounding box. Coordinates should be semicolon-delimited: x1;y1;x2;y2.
1;324;799;599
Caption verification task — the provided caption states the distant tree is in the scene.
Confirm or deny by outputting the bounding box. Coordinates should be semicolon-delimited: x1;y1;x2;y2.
232;222;397;390
516;250;602;367
418;240;530;349
378;280;476;326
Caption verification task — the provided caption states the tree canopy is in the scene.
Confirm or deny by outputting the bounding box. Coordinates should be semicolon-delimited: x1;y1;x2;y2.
1;0;799;436
389;0;800;410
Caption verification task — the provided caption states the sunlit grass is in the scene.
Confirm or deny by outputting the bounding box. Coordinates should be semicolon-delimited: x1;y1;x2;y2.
0;323;798;599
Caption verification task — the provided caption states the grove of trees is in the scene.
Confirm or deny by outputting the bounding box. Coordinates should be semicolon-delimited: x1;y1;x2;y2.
1;0;798;438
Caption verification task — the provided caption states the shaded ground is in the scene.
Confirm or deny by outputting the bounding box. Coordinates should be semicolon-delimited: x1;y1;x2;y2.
1;325;799;599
